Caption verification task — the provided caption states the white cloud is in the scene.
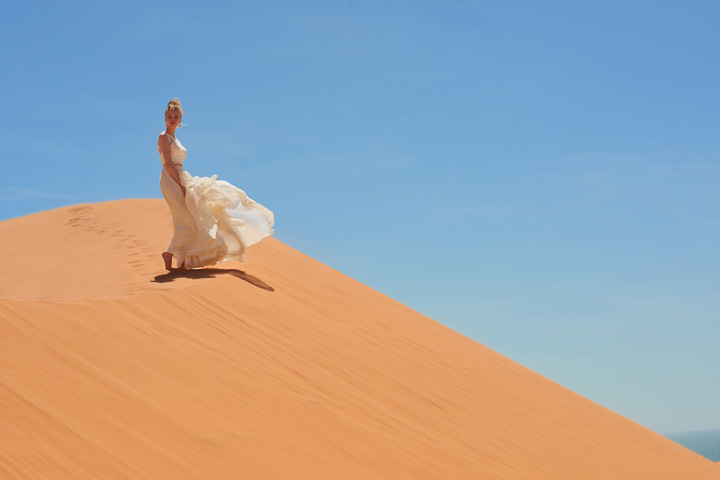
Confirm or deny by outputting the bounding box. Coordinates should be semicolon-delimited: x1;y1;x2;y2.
699;219;720;234
239;152;413;178
0;187;76;200
426;205;502;221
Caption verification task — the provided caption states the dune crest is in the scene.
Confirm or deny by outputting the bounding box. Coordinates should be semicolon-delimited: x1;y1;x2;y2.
0;200;716;479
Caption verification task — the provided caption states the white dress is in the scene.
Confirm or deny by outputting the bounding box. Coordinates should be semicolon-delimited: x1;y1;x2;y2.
158;130;274;269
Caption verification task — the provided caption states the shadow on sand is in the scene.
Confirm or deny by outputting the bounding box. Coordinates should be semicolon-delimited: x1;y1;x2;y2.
152;268;274;292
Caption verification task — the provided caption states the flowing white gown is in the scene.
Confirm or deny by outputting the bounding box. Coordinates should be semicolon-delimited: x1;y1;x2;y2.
158;131;274;269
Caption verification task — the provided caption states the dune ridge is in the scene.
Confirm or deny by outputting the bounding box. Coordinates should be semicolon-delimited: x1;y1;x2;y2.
0;200;716;479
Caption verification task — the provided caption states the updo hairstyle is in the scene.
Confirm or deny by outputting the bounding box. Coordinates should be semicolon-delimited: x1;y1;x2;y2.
166;98;184;116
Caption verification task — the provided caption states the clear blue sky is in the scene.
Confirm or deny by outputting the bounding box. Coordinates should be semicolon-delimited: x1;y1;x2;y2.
1;1;718;434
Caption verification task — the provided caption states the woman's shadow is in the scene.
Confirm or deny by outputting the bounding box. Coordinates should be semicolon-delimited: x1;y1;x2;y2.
152;268;274;291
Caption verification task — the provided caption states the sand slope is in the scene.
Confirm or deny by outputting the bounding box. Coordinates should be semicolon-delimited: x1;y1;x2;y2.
0;200;716;479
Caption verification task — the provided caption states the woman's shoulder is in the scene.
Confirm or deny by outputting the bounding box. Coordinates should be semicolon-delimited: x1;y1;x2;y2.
158;131;172;145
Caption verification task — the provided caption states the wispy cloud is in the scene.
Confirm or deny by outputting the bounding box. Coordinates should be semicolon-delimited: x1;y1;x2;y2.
699;219;720;234
0;133;93;160
531;171;608;187
0;187;76;200
553;148;691;168
239;152;413;178
426;205;503;221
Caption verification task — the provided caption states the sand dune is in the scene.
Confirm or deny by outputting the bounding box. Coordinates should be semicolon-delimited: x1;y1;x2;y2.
0;200;716;479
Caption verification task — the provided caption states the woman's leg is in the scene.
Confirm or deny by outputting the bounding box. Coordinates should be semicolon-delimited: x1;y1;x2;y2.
162;251;173;271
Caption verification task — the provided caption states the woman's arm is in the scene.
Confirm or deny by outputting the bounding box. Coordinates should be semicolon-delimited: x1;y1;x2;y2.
158;134;186;196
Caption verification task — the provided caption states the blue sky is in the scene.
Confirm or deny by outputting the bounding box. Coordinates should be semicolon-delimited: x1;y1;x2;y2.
1;1;718;434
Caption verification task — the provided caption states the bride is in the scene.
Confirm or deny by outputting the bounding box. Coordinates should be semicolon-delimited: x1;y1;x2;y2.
158;98;274;271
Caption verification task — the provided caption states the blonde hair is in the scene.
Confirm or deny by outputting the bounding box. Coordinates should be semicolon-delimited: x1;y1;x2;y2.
165;98;184;116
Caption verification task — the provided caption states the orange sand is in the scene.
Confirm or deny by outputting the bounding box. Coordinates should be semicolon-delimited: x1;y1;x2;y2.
0;200;716;479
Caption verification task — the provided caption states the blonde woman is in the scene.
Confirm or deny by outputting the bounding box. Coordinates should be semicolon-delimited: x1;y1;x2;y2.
158;98;274;271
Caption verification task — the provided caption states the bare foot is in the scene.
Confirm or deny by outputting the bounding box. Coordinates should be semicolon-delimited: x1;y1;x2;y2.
162;252;173;271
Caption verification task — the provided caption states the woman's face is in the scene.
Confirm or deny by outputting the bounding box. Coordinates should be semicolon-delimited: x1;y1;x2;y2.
165;110;182;128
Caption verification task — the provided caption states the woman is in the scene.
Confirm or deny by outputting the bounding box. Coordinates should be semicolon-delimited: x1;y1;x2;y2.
158;98;274;271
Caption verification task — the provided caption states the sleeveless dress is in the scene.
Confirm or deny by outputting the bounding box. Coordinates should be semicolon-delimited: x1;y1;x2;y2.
158;131;274;269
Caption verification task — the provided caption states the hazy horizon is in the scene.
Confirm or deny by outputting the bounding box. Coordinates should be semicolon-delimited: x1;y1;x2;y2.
666;428;720;462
